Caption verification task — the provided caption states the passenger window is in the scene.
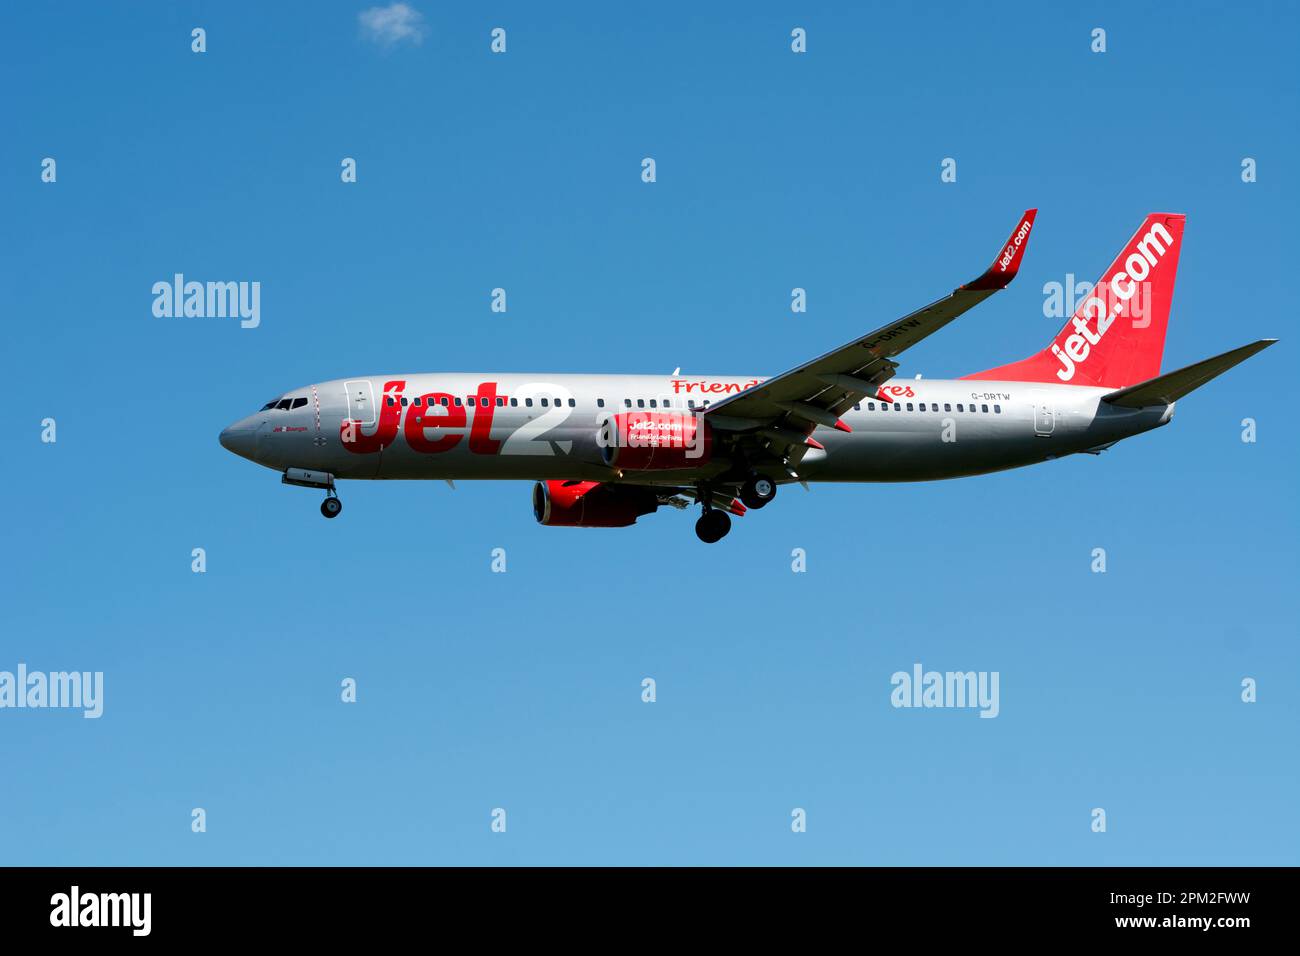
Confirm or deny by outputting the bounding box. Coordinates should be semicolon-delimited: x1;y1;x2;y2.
384;397;394;407
454;397;462;406
893;403;900;411
624;399;632;408
540;398;549;407
688;400;697;409
854;403;861;411
509;398;517;407
400;397;409;406
479;397;488;407
525;398;533;407
568;398;576;407
597;399;605;408
649;400;657;408
496;397;505;407
956;404;964;412
637;399;645;408
994;404;1001;413
441;397;449;407
944;403;951;412
663;399;672;408
982;404;989;413
906;403;914;412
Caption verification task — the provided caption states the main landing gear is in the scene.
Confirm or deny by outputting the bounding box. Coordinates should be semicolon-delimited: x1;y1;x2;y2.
695;508;731;544
694;482;732;543
320;493;342;519
694;473;777;543
739;474;777;510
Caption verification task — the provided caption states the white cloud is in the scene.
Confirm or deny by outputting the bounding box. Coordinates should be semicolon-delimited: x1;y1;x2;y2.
358;3;427;48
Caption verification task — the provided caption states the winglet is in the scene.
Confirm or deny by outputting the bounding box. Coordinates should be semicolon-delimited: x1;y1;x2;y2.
961;208;1037;291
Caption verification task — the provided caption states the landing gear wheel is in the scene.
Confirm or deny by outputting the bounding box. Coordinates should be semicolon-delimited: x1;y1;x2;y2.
739;475;777;510
695;509;731;543
320;496;342;519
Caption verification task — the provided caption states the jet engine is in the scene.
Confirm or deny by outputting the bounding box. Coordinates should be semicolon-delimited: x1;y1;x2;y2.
599;412;713;471
532;480;660;527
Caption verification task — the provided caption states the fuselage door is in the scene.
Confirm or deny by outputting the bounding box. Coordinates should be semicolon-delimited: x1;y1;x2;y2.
1031;391;1055;436
344;380;376;427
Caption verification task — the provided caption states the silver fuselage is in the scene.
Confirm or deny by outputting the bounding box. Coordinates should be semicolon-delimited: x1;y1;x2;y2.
219;374;1174;485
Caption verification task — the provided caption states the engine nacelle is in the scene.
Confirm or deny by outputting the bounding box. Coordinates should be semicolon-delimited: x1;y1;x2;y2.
532;480;659;528
599;412;712;471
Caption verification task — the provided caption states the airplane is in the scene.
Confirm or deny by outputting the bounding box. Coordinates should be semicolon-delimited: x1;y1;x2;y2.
219;210;1276;543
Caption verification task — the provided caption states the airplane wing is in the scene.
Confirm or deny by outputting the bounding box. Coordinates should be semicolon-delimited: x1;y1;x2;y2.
702;209;1037;465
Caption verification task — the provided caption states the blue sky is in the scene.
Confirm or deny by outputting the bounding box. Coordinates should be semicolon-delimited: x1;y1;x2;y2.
2;1;1296;865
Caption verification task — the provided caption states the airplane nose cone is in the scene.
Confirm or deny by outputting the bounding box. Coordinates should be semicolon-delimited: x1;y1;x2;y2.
219;423;257;460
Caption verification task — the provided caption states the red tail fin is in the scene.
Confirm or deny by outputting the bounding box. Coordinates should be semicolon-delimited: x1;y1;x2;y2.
963;213;1185;388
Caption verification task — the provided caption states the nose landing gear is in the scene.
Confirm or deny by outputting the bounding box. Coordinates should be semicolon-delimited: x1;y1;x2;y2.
282;469;343;519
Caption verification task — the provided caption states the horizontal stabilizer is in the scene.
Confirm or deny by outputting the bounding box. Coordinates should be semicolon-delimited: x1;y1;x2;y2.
1101;339;1277;407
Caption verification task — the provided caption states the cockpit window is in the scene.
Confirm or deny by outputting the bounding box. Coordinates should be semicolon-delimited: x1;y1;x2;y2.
262;395;309;411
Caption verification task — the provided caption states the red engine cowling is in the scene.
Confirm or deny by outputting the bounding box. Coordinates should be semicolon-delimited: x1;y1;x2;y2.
599;412;712;471
533;480;659;528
